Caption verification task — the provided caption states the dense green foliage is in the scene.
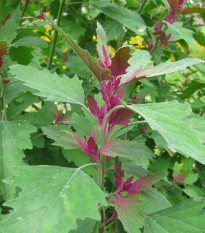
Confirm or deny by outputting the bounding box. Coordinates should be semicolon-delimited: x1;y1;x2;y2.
0;0;205;232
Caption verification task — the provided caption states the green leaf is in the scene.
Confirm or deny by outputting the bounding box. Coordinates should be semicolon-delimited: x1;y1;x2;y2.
0;165;107;233
0;121;36;200
16;102;57;129
102;18;125;42
68;218;96;233
114;197;143;233
13;36;48;48
9;65;85;105
100;139;154;168
196;162;205;187
62;149;98;177
0;18;17;44
141;188;172;213
128;101;205;164
9;46;34;65
166;22;195;48
99;4;145;33
121;50;203;84
144;199;205;233
70;108;98;138
42;125;79;150
183;185;205;201
46;16;112;81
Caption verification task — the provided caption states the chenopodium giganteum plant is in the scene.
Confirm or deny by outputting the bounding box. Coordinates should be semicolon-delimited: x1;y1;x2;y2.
1;14;205;233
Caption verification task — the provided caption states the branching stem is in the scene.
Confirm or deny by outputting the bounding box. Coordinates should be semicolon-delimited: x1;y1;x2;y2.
47;0;65;70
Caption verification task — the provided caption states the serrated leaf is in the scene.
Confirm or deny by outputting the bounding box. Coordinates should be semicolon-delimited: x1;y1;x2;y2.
114;197;143;233
0;121;36;200
144;199;205;233
46;16;112;81
99;4;145;33
100;139;154;168
166;22;195;48
42;125;79;150
128;101;205;164
121;50;203;84
0;165;107;233
9;65;84;105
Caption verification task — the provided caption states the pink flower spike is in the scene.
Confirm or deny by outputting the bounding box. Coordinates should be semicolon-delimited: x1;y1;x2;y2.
108;108;134;135
154;20;163;32
63;54;68;63
54;111;64;125
132;94;143;102
87;95;104;125
147;41;153;52
114;160;124;187
99;45;111;69
40;11;46;21
72;134;87;152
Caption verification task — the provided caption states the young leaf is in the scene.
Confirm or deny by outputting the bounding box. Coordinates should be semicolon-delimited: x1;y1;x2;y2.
46;16;112;81
109;46;132;77
128;101;205;164
96;22;110;69
0;165;107;233
144;199;205;233
100;139;154;168
114;197;143;233
0;121;36;200
9;65;85;106
42;125;79;150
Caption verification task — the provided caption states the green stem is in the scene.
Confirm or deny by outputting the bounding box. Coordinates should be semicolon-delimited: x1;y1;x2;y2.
21;0;30;17
138;0;148;14
47;0;66;70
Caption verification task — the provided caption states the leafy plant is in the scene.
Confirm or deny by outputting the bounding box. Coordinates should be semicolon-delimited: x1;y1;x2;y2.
0;0;205;232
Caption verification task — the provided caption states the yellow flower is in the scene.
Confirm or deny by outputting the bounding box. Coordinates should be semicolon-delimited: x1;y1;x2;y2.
92;35;97;41
62;47;69;53
129;35;144;45
170;53;175;61
176;42;184;53
41;35;51;42
109;45;115;55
